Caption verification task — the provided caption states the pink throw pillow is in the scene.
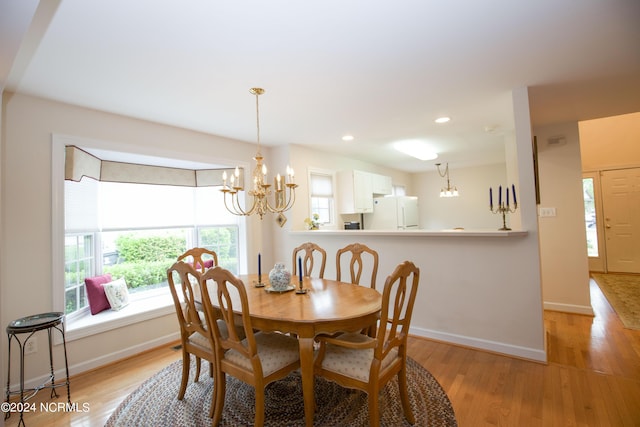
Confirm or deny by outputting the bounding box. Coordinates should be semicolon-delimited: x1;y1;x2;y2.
85;273;113;315
195;259;215;270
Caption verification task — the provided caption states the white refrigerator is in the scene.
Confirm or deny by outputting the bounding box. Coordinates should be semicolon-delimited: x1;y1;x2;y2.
365;196;419;230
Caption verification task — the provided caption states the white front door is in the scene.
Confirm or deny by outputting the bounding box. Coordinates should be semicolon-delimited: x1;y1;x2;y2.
601;168;640;273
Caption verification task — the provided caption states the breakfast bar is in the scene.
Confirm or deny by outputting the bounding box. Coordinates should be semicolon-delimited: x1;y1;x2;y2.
273;227;546;364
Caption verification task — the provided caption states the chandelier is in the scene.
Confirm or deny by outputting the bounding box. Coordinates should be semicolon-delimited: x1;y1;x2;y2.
435;162;459;197
221;88;297;220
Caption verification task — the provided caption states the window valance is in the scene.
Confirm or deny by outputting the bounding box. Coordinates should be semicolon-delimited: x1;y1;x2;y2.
64;145;242;187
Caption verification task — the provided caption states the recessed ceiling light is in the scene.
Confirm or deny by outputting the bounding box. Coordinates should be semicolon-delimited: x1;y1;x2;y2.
435;117;450;124
342;135;354;141
394;140;438;161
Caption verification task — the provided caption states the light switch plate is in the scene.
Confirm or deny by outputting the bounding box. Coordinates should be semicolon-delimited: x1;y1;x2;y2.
539;207;556;217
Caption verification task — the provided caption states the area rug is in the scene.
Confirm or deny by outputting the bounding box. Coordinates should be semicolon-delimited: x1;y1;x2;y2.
105;356;457;426
592;273;640;330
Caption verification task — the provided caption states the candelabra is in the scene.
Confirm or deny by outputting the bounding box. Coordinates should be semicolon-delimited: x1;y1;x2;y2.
489;184;518;230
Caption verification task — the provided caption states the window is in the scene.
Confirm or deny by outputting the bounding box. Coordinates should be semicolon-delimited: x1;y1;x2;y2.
309;170;335;225
393;185;406;196
583;177;598;257
64;233;94;314
99;227;192;297
198;226;239;272
64;180;241;316
54;137;247;335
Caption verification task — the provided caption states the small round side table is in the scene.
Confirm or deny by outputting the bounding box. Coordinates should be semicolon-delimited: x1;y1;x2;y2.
4;312;71;427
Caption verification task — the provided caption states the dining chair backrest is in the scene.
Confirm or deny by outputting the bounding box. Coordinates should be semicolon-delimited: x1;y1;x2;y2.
167;260;217;409
292;242;326;278
200;266;301;426
336;243;379;288
177;247;219;273
313;260;420;426
167;261;210;343
199;266;257;363
376;260;420;356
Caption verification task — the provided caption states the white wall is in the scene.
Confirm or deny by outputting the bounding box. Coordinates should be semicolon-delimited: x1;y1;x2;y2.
414;163;508;230
0;92;266;384
534;122;592;314
0;90;5;401
282;144;413;232
580;112;640;171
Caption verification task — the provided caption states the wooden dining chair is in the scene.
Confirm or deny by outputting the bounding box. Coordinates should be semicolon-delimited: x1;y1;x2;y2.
314;261;420;427
292;242;327;278
200;266;301;426
166;261;217;412
336;242;379;288
177;247;219;273
175;247;221;380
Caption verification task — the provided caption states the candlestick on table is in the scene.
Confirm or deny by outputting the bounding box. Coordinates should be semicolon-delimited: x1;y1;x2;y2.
296;256;307;294
255;252;264;287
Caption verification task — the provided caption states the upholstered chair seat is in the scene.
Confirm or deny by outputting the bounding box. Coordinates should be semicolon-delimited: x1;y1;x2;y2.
188;331;214;350
223;332;300;377
316;332;397;382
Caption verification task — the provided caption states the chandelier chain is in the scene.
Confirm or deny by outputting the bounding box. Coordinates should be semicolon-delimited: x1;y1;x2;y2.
254;88;261;155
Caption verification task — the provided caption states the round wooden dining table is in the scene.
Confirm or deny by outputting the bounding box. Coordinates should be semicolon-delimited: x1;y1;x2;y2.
236;274;382;427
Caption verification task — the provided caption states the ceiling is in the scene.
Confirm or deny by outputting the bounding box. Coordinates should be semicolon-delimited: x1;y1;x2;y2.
2;1;640;172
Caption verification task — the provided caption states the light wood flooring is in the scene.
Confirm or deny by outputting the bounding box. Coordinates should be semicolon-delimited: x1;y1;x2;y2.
4;278;640;426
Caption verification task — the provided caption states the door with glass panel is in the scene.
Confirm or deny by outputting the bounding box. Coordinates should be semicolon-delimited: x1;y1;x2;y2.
601;167;640;273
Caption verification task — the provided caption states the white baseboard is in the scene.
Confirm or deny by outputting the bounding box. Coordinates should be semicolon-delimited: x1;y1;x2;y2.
410;326;548;363
8;332;179;392
543;301;594;316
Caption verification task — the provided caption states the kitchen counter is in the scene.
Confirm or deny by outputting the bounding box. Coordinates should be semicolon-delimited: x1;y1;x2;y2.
291;229;528;237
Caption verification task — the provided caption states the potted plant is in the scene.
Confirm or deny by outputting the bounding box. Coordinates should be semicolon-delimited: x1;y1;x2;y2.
304;213;320;230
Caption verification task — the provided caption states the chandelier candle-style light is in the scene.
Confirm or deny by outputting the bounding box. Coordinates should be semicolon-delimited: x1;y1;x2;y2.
435;162;459;197
221;88;297;221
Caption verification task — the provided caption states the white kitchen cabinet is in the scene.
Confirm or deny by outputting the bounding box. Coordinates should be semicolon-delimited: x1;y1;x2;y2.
371;173;392;195
338;170;374;213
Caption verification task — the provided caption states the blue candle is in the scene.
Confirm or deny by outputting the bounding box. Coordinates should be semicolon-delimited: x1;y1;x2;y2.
506;188;510;207
298;256;303;282
489;187;493;209
498;185;502;206
258;253;261;277
512;184;517;205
